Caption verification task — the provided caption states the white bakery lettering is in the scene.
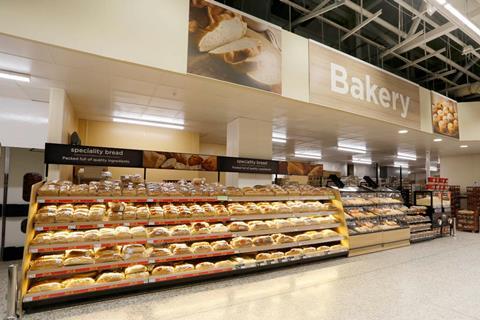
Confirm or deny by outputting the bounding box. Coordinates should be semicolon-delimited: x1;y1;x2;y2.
330;63;410;118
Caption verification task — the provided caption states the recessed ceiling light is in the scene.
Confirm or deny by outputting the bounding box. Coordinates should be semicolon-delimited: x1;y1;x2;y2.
113;118;184;130
337;144;367;154
294;152;322;160
433;138;442;142
394;161;409;168
460;145;469;148
0;70;30;83
352;159;372;165
430;166;438;172
397;152;417;161
398;129;408;134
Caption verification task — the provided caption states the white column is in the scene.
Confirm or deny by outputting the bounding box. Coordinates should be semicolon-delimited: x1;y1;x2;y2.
47;88;75;180
425;150;431;180
226;118;272;187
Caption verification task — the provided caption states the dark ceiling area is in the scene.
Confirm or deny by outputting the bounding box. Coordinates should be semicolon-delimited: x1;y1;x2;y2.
219;0;480;101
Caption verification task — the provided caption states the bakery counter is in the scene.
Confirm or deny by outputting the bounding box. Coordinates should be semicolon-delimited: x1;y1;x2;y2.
29;223;341;254
23;249;348;310
27;235;344;279
34;210;338;231
348;228;410;257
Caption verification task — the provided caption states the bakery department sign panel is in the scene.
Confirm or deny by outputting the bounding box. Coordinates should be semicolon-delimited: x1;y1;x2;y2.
187;0;282;94
431;91;459;138
309;41;420;129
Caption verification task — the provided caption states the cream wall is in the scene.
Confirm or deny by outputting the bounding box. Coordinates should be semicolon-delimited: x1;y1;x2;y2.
420;87;433;134
440;154;480;191
0;0;189;74
79;119;200;181
459;102;480;141
281;30;309;102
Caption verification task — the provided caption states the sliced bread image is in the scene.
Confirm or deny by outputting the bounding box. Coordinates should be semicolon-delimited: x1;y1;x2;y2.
209;37;261;64
244;29;281;86
198;15;247;52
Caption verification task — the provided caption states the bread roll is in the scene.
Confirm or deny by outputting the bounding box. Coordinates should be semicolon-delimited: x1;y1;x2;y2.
275;234;294;244
317;246;330;252
256;253;272;260
285;248;303;256
294;234;311;242
215;260;234;268
252;236;274;246
211;240;232;251
303;247;316;255
174;263;194;273
152;265;174;275
248;221;269;231
227;222;249;232
270;251;284;259
209;223;228;233
170;244;193;255
231;237;253;248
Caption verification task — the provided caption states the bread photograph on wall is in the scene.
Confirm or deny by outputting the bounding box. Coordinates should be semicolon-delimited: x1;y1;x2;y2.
278;161;323;176
143;151;217;171
188;0;282;94
431;91;459;138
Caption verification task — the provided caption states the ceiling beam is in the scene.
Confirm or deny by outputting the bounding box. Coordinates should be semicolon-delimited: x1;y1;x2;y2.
396;23;457;54
341;10;382;41
452;58;479;82
280;0;457;86
290;0;345;28
420;69;456;82
380;31;424;59
407;2;426;36
397;48;446;71
343;0;480;82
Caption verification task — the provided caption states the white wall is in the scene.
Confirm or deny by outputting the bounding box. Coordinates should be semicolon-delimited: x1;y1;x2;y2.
440;154;480;191
0;97;49;149
459;102;480;141
0;0;189;74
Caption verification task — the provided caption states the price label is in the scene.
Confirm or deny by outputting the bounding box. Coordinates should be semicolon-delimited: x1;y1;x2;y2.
147;198;153;202
35;227;43;231
96;199;104;203
30;248;38;253
68;225;76;230
123;222;130;226
97;223;104;228
93;243;101;249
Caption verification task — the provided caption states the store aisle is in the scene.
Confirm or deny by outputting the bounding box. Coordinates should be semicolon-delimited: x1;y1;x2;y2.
9;233;480;320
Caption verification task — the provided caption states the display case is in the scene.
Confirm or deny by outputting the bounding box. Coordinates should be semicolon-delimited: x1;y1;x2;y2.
402;206;435;242
340;190;410;256
20;179;350;312
413;191;453;238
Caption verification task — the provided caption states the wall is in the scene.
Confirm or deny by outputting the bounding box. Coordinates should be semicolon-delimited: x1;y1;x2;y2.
440;154;480;191
0;97;49;149
79;119;200;181
0;0;189;74
459;102;480;141
419;87;433;134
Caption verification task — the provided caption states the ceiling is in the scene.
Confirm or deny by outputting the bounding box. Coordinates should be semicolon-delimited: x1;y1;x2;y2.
0;32;479;172
220;0;480;101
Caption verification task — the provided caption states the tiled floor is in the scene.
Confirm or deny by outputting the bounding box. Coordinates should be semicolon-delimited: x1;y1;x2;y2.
3;233;480;320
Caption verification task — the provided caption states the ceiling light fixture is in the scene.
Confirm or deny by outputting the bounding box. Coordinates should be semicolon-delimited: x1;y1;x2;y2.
394;161;409;168
435;0;447;5
337;145;367;154
444;3;480;37
433;138;442;142
272;156;287;161
294;152;322;160
397;152;417;161
460;145;469;148
430;166;438;172
0;70;30;83
113;117;184;130
272;137;287;144
398;129;409;134
352;159;372;165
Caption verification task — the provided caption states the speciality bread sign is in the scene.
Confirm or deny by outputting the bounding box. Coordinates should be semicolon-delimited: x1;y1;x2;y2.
431;91;459;138
187;0;282;94
44;143;143;167
309;41;420;129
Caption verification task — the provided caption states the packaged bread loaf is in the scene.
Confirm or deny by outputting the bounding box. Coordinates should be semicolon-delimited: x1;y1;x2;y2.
270;251;284;259
149;206;164;218
274;234;294;244
303;247;316;255
248;221;269;231
50;231;70;244
148;227;171;238
35;206;57;223
209;223;228;233
170;225;190;236
99;228;116;240
231;236;253;248
252;235;274;246
114;226;131;239
84;229;100;242
294;234;311;242
285;248;303;256
202;204;217;216
106;209;123;221
191;242;213;254
123;205;137;220
191;222;210;235
28;281;64;293
136;206;150;219
215;260;235;268
195;262;215;271
31;232;52;245
56;205;74;222
30;254;64;270
317;246;330;252
37;182;59;196
94;246;122;263
174;263;194;273
62;277;95;288
96;272;125;283
151;265;174;275
130;226;147;238
169;243;193;255
256;253;272;260
213;204;229;216
147;247;172;257
211;240;232;251
227;221;249;232
227;203;247;215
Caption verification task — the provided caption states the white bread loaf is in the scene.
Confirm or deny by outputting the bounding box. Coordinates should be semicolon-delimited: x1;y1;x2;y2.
244;29;281;86
209;37;261;64
199;15;247;52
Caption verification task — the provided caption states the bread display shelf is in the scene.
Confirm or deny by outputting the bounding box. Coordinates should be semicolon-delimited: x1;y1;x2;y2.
409;224;432;233
349;226;408;236
29;223;340;253
345;213;405;221
33;211;338;231
37;195;334;204
24;249;348;303
27;235;344;279
343;202;403;207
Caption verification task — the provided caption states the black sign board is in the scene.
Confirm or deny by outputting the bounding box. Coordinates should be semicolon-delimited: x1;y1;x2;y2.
44;143;143;168
218;156;278;174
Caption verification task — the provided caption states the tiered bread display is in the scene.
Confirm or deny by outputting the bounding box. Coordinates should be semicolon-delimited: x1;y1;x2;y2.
21;177;349;310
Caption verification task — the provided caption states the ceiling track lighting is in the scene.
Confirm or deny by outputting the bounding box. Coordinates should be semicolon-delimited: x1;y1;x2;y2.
294;153;322;160
352;159;372;165
337;146;367;154
394;162;409;168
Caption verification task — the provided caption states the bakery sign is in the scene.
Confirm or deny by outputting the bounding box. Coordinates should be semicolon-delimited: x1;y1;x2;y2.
218;157;278;174
309;40;420;129
44;143;143;167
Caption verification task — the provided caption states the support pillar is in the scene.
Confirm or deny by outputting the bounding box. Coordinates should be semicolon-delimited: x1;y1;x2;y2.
226;118;272;187
425;150;431;181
